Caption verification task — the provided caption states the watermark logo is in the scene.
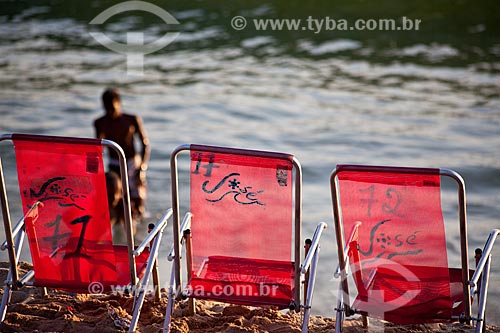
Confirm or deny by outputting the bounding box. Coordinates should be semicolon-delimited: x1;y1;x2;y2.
231;15;421;33
88;281;105;294
231;16;247;31
185;283;280;298
89;1;179;75
109;284;159;296
333;258;422;318
88;281;159;296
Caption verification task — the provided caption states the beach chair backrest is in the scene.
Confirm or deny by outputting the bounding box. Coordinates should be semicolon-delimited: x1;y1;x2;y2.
190;147;293;264
6;134;134;291
332;164;470;324
171;144;302;306
1;133;172;332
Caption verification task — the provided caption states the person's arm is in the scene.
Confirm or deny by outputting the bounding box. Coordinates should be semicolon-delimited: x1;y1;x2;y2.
94;118;107;140
135;115;150;171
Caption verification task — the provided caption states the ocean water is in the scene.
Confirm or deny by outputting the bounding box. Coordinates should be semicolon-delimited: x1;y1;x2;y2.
0;0;499;325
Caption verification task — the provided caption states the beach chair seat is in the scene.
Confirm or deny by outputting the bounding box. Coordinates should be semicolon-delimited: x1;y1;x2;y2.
331;164;499;333
350;264;469;324
185;255;295;307
0;133;171;333
163;144;327;333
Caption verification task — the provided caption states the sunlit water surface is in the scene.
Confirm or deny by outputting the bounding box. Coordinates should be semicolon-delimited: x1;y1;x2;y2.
0;2;499;324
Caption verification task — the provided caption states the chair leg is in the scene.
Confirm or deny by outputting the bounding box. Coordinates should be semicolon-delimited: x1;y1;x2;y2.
164;297;175;333
0;282;12;323
301;246;320;333
1;227;27;324
362;315;369;328
146;223;162;303
475;255;491;333
129;230;165;333
471;229;499;333
163;267;177;333
152;259;161;302
334;288;344;333
184;229;195;315
303;239;312;304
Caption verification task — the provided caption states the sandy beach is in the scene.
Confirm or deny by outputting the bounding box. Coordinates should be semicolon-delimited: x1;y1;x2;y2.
1;0;500;329
1;262;499;333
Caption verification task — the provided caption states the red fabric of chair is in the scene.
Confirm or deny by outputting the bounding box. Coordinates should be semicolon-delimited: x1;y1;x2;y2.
337;166;456;324
187;148;295;308
186;256;294;308
13;138;134;292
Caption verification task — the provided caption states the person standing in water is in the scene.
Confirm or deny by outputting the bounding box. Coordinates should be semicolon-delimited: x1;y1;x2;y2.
94;87;150;222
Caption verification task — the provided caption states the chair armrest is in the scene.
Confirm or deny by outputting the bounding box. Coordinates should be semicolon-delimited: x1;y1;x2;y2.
18;270;35;286
301;222;327;274
334;221;362;278
470;228;500;293
134;208;172;256
1;201;43;251
167;212;192;261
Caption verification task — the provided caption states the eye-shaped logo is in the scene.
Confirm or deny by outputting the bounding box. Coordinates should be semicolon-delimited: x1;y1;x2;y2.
89;1;179;75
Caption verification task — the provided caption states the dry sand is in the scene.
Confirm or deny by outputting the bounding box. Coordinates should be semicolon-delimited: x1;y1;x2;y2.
1;262;499;333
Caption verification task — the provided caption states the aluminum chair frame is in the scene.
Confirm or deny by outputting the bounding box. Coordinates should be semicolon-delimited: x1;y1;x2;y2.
0;133;170;333
330;164;498;333
163;143;327;333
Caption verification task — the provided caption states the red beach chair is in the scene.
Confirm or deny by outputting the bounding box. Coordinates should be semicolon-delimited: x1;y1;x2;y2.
163;144;327;333
0;133;171;333
331;164;499;332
